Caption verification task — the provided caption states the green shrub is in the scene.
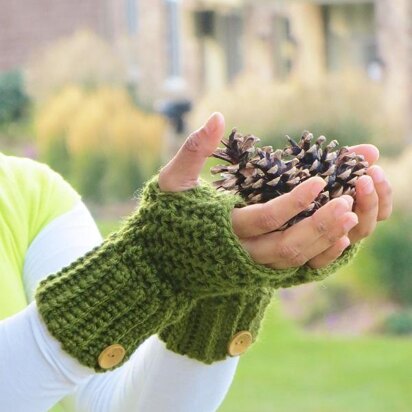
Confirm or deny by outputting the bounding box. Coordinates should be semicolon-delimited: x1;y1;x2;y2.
382;309;412;336
0;70;30;123
35;85;165;202
101;154;145;202
71;152;108;202
367;213;412;305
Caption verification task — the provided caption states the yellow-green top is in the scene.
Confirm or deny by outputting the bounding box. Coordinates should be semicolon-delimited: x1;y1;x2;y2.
0;153;80;411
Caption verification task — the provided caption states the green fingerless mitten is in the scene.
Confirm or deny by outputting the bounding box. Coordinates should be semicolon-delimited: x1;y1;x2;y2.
35;176;361;371
159;244;362;364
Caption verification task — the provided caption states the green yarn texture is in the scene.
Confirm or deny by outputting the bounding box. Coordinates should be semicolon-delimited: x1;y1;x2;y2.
159;289;274;364
159;243;361;363
35;175;361;371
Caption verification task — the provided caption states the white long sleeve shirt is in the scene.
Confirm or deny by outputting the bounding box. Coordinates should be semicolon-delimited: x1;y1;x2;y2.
0;201;239;412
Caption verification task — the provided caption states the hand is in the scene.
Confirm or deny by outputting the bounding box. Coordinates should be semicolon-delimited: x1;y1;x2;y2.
159;112;360;271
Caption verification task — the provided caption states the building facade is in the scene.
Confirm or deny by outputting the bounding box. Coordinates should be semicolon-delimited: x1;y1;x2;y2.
0;0;410;134
185;0;411;130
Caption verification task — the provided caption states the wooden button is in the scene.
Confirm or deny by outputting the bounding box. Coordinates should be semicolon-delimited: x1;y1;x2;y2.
227;331;253;356
98;344;126;369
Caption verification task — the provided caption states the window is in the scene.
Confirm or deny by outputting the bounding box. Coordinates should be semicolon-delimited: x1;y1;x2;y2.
323;3;377;72
126;0;138;35
272;16;294;79
221;12;244;82
165;0;181;78
193;10;216;38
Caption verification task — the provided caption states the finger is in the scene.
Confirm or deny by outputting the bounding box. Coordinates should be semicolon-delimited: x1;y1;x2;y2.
158;112;225;192
349;175;379;243
269;197;356;267
307;236;351;269
298;211;357;263
346;144;379;165
367;165;393;221
241;197;356;268
231;177;326;238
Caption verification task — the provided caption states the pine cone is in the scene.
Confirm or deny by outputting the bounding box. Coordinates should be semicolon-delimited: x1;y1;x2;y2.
211;129;369;229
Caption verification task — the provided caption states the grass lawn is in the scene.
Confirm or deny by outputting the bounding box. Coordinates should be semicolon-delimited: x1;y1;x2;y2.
220;303;412;412
98;220;412;412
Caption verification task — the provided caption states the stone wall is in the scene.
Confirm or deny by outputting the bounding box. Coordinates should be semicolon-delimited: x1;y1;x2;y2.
0;0;108;71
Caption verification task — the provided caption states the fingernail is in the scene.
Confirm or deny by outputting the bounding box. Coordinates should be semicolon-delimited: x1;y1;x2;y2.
311;179;326;197
361;176;374;194
372;167;385;183
341;195;354;209
204;112;220;134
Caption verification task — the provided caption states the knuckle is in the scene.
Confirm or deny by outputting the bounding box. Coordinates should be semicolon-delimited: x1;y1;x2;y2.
325;232;339;244
183;131;202;153
278;242;307;267
278;242;296;260
291;252;308;267
257;207;282;231
292;194;309;211
311;215;328;236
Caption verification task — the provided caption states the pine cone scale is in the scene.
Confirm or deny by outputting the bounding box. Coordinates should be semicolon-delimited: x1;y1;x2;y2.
210;128;369;229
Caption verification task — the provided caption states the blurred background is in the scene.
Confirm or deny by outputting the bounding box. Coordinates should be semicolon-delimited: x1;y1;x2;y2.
0;0;411;410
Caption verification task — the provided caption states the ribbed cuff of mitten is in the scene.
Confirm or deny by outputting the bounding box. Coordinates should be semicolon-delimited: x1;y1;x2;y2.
159;289;273;364
35;212;191;372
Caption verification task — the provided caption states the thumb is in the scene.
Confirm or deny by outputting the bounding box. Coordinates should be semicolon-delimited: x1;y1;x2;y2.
158;112;225;192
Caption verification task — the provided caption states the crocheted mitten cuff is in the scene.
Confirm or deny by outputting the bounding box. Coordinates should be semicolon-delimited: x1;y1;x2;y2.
35;213;192;372
159;289;273;364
